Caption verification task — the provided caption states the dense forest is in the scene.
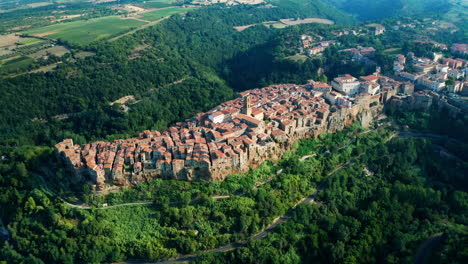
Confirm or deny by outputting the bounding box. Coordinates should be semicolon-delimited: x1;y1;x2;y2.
195;118;468;264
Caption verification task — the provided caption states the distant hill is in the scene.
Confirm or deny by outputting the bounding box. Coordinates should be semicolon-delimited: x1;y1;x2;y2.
322;0;453;21
269;0;356;24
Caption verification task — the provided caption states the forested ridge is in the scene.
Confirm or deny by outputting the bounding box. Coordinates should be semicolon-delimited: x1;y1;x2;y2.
0;3;355;148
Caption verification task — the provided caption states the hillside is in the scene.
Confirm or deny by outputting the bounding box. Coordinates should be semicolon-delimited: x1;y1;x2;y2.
323;0;453;21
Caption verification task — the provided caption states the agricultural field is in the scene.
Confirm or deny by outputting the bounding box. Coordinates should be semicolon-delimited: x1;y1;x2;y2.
23;16;147;45
383;48;403;55
30;46;70;59
140;7;197;21
0;1;53;13
0;56;35;75
141;0;176;9
0;34;44;57
15;38;42;45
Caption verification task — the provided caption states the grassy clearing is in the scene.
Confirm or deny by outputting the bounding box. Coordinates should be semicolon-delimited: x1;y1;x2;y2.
142;1;175;8
75;51;96;59
16;38;42;45
262;21;288;29
140;7;197;21
286;54;309;62
383;48;403;55
30;46;70;59
23;16;147;45
0;56;35;74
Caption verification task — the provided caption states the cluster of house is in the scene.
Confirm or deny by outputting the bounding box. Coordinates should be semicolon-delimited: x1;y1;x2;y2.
395;52;467;94
413;40;448;50
332;24;385;37
391;20;418;31
56;73;408;191
340;46;376;65
298;34;336;56
451;43;468;56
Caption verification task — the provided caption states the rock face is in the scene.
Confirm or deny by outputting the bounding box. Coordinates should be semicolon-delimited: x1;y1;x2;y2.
55;78;399;191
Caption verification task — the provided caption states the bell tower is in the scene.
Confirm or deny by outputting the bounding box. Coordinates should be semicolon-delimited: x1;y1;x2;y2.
241;94;252;116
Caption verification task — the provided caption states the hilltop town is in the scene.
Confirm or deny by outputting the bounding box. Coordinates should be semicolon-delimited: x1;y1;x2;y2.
56;71;435;191
52;15;468;192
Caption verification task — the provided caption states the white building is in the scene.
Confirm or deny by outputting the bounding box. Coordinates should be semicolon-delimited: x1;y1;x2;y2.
417;77;446;92
331;74;361;96
325;91;343;105
208;112;225;123
437;65;449;73
393;63;405;72
447;81;464;93
360;82;380;95
307;81;332;93
448;69;465;79
399;72;424;82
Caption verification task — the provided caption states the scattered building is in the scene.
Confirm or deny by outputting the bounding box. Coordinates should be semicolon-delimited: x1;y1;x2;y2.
451;43;468;55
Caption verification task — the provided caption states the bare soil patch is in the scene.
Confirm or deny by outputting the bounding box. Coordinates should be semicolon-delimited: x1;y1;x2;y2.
30;31;59;38
0;34;22;48
123;4;146;13
234;24;256;32
30;46;69;59
110;95;137;105
280;18;334;25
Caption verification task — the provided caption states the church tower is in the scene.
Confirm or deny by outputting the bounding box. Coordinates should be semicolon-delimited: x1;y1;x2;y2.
241;94;252;116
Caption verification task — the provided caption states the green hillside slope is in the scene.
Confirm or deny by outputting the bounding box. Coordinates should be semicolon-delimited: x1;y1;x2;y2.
323;0;453;21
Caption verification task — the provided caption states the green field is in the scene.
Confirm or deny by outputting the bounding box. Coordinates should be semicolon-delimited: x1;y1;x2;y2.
383;47;403;55
140;7;197;21
16;38;42;45
23;16;147;45
141;1;175;9
0;56;35;74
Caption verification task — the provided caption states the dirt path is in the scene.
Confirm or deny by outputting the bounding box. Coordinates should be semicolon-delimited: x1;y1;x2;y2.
108;17;168;42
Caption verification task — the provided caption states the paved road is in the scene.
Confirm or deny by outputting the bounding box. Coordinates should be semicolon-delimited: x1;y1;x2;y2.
414;233;444;264
397;132;464;145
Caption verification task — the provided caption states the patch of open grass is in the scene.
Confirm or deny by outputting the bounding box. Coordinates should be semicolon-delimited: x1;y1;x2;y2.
140;7;197;21
383;48;403;55
142;1;175;8
16;38;41;45
0;56;35;74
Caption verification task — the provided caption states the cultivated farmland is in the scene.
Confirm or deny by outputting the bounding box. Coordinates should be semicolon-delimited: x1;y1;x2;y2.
141;0;176;9
140;7;197;21
23;16;147;45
